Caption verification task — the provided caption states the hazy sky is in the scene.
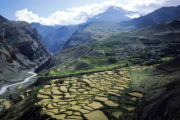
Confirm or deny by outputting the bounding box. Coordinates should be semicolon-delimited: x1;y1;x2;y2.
0;0;180;25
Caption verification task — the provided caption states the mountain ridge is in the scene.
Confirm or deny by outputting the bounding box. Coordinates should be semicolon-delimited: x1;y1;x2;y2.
32;23;78;53
62;5;180;49
119;5;180;29
87;6;135;23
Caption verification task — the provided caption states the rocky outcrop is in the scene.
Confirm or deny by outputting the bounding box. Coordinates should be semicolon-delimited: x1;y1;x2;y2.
0;15;49;87
139;80;180;120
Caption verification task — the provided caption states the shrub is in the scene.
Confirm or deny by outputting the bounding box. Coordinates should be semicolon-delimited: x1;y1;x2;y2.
107;57;117;64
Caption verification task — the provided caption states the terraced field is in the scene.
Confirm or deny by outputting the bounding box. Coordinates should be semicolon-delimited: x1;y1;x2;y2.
0;99;11;110
36;66;150;120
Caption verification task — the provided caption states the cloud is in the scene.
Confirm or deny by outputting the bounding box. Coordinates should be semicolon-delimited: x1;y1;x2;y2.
120;0;173;14
15;0;180;26
15;9;40;23
126;13;140;19
15;1;121;25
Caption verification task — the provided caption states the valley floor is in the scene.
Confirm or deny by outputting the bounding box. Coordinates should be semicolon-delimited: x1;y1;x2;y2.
0;57;180;120
0;71;37;112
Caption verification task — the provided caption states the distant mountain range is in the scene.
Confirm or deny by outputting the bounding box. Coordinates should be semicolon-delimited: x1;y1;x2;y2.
32;5;180;54
63;5;180;49
119;5;180;29
32;6;135;53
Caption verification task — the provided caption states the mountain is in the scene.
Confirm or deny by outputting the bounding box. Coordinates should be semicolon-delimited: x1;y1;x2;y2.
33;6;133;53
63;6;180;49
31;23;59;38
62;21;122;49
0;15;49;88
119;5;180;29
87;6;134;23
32;23;78;53
42;25;78;53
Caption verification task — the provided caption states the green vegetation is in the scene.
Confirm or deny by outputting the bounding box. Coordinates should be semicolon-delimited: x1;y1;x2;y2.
39;34;178;78
79;57;106;64
129;67;152;91
37;20;180;80
44;61;128;77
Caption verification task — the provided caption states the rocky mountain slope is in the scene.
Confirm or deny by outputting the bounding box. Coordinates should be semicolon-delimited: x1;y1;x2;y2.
32;23;78;53
62;21;123;49
0;15;49;88
132;56;180;120
42;25;78;53
63;6;180;49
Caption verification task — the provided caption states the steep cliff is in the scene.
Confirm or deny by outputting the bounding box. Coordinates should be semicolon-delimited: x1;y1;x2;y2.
0;15;49;87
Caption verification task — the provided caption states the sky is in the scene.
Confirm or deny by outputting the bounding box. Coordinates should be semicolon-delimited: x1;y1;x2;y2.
0;0;180;26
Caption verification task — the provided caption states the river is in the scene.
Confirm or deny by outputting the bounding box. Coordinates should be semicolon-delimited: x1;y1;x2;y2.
0;71;37;95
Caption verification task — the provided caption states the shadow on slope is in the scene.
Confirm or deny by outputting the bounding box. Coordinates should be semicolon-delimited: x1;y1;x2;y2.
130;57;180;120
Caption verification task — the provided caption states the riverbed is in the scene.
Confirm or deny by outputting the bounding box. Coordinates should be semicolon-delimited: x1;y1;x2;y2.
0;72;37;95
